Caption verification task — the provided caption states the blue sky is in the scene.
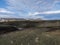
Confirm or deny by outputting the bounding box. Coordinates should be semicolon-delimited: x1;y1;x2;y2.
0;0;60;20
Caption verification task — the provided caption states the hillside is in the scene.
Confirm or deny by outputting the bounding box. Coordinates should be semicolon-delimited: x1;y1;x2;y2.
0;20;60;45
0;28;60;45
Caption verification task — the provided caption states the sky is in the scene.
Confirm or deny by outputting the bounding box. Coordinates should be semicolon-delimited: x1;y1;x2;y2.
0;0;60;20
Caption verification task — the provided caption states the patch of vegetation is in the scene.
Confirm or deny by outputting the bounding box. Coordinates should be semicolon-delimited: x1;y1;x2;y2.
0;29;60;45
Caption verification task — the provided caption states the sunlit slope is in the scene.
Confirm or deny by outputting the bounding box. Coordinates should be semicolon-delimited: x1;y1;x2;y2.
0;29;60;45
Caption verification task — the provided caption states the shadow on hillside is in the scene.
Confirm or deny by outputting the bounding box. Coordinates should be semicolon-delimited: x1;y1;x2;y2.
0;26;60;35
46;27;60;32
0;26;19;35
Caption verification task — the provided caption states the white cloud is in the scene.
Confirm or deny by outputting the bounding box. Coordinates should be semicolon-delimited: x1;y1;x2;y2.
5;0;60;20
29;10;60;16
28;13;46;20
0;8;15;14
29;12;40;16
0;8;16;18
41;10;60;14
6;0;54;12
0;14;18;18
0;14;11;18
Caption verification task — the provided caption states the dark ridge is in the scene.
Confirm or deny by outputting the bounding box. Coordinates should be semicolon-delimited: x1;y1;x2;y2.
0;25;18;34
46;27;60;32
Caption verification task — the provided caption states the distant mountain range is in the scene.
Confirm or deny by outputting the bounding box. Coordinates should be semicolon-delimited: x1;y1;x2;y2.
0;18;42;21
